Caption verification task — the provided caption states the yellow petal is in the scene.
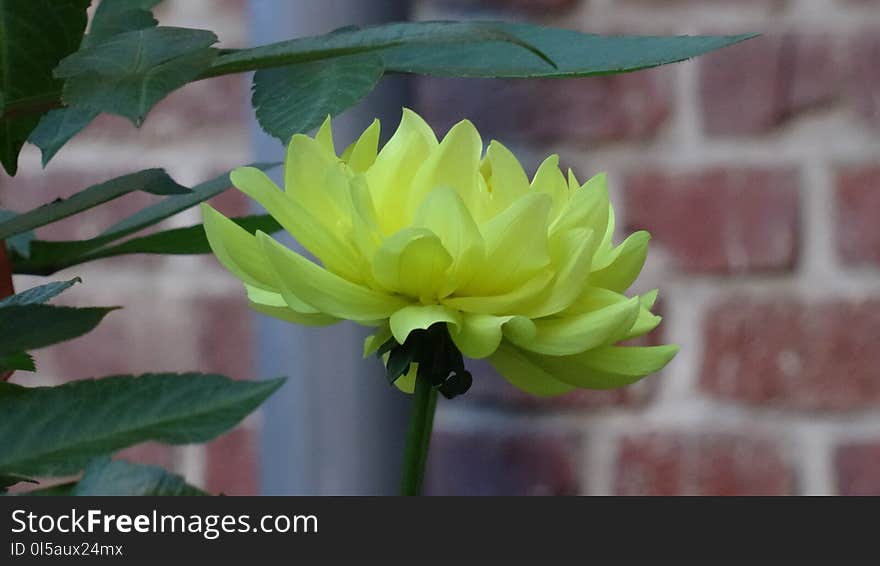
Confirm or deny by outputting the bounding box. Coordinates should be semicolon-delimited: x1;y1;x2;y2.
514;296;641;356
525;344;679;389
389;304;461;345
259;231;408;321
366;108;438;234
531;155;568;222
626;290;661;339
445;270;553;315
201;203;277;290
246;284;338;326
371;227;452;301
463;192;552;295
591;231;650;292
450;313;535;359
230;166;363;281
482;140;530;217
526;227;597;318
413;187;485;297
407;119;483;220
344;118;380;173
488;342;575;397
395;361;418;394
315;115;335;156
550;172;609;238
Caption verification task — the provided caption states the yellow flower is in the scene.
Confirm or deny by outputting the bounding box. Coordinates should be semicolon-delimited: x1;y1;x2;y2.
201;109;677;397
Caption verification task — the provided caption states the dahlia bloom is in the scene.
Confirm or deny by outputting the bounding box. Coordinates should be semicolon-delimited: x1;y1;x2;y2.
202;109;677;397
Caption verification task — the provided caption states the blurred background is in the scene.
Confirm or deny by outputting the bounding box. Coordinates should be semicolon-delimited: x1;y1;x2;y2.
2;0;879;495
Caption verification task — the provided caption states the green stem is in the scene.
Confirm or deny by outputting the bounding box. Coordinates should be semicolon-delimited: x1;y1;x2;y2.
400;370;437;496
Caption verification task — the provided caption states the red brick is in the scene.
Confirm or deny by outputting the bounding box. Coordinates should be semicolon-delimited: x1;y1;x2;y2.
425;431;580;495
416;67;671;146
623;167;800;274
700;34;841;135
700;297;880;410
849;30;880;129
835;441;880;496
835;166;880;267
116;442;175;470
205;427;258;495
194;295;254;380
614;432;794;495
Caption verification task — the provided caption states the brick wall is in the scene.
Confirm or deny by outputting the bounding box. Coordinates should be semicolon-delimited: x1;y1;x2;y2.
417;0;880;495
0;0;259;495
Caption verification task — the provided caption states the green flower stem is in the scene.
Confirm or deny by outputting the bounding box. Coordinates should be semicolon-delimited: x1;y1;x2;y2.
400;370;438;496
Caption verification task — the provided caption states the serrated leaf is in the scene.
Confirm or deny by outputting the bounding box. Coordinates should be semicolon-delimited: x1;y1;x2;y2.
54;27;218;125
0;277;80;307
28;0;164;166
253;53;384;143
0;304;116;356
0;373;285;476
0;352;35;372
73;457;207;496
0;169;188;240
0;0;90;175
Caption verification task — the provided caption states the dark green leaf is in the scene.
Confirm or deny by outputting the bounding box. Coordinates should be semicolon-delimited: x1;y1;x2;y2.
0;169;188;240
73;457;207;496
9;164;280;275
0;373;285;476
0;0;90;175
27;0;163;165
85;0;162;46
85;214;283;259
0;352;35;372
253;53;384;142
386;345;417;385
379;24;756;78
28;106;99;166
209;21;551;76
55;27;218;125
0;209;33;257
0;277;80;307
208;21;753;79
0;304;117;356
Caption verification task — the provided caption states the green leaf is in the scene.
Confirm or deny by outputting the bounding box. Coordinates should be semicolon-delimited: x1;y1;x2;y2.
209;21;552;76
0;277;80;307
0;373;285;476
28;106;99;166
0;352;35;372
253;53;384;143
0;210;33;257
379;24;756;78
9;164;280;275
85;214;283;259
28;0;163;166
54;26;218;125
0;304;117;356
0;169;188;240
208;21;753;79
0;0;90;175
73;457;207;496
85;0;162;47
